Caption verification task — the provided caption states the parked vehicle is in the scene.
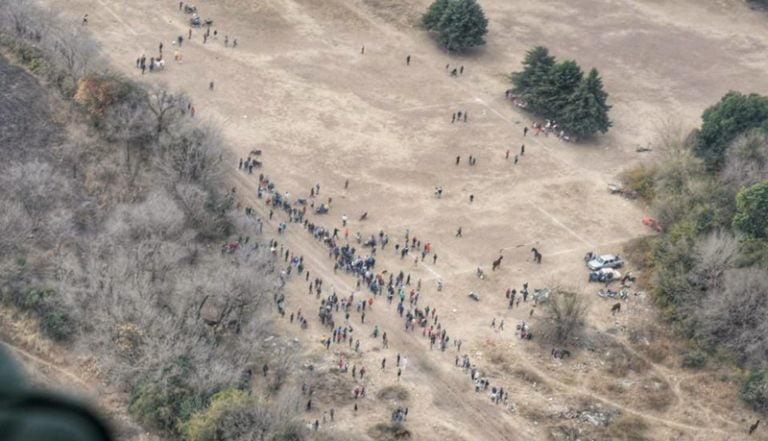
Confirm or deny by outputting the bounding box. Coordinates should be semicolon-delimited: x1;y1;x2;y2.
586;254;623;271
589;268;621;283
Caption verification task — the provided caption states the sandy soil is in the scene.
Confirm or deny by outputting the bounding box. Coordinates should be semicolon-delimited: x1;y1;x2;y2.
35;0;768;439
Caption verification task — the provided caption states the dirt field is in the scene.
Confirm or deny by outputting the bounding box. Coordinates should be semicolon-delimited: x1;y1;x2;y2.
34;0;768;439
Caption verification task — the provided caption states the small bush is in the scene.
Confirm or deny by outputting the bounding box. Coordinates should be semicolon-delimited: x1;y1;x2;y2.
129;357;204;433
376;385;410;401
621;165;656;201
682;349;708;369
39;308;75;342
604;415;650;441
4;287;75;342
741;369;768;413
12;287;54;311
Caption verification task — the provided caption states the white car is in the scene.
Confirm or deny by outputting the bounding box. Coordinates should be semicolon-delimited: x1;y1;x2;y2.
586;254;623;271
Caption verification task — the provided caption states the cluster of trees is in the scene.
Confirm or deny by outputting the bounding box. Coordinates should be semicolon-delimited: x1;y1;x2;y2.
0;2;307;439
510;46;611;138
622;92;768;413
422;0;488;51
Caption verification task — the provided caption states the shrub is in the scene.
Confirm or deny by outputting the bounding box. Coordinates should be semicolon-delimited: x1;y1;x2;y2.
682;349;707;369
741;369;768;413
4;287;75;342
39;308;75;342
129;357;204;433
11;287;54;311
621;165;656;201
733;179;768;238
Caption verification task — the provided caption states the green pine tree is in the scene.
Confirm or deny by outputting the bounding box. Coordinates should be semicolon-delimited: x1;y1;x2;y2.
422;0;450;30
530;60;582;116
511;46;555;94
559;81;608;138
558;68;611;137
433;0;489;51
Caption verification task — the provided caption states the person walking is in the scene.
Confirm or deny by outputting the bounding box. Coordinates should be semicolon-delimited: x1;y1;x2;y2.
209;80;214;91
456;227;462;237
521;144;525;156
406;55;411;65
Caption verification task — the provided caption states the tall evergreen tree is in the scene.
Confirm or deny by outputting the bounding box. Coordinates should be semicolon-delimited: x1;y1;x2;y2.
559;80;611;137
433;0;488;51
530;60;582;116
511;46;555;94
558;68;612;137
422;0;450;30
584;68;609;114
509;46;613;138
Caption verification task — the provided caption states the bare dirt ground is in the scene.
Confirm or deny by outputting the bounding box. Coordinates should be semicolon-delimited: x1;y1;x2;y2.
24;0;768;439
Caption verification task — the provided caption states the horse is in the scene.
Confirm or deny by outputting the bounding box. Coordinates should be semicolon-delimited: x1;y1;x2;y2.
492;255;503;271
611;302;621;315
531;247;542;264
359;212;368;221
250;149;262;156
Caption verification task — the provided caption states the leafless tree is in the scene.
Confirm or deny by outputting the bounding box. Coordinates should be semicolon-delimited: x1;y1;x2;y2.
49;22;99;81
159;119;225;184
722;129;768;188
145;84;186;135
0;162;70;228
540;289;587;345
690;230;741;291
693;268;768;367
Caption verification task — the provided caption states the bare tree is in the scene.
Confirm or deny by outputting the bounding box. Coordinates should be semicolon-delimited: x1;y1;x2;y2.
159;119;225;184
540;289;587;345
722;129;768;188
145;84;186;135
693;268;768;367
690;230;741;291
46;18;100;81
0;162;70;227
652;117;692;160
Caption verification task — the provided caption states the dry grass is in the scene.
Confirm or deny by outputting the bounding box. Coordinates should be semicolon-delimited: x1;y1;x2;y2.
308;369;355;404
601;414;650;441
512;367;552;394
367;423;412;441
638;376;675;411
377;385;410;402
603;343;650;378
